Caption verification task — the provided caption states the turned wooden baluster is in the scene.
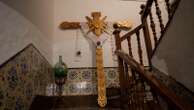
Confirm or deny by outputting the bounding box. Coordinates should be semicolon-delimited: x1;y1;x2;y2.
126;52;135;110
133;74;138;110
131;64;136;109
132;32;144;110
124;61;131;93
137;74;144;110
127;36;133;57
136;31;143;65
165;0;171;19
140;4;153;67
140;76;146;110
134;73;139;110
135;74;140;110
127;36;136;110
127;36;140;110
154;0;165;34
113;24;129;109
149;10;158;47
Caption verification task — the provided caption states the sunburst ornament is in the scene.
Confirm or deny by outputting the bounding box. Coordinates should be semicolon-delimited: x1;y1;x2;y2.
115;18;133;30
85;12;108;37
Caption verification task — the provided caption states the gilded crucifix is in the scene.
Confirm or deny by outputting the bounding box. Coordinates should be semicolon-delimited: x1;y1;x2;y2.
60;12;108;107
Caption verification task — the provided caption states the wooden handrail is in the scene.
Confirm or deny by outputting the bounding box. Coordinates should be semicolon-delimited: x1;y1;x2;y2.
120;24;143;41
115;50;194;110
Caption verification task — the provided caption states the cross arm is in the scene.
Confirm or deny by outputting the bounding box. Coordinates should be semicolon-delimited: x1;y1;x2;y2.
60;21;81;29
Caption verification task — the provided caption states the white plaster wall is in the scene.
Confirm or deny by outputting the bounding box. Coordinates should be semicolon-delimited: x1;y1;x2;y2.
0;2;53;64
53;0;168;68
53;0;145;67
0;0;54;42
0;0;169;67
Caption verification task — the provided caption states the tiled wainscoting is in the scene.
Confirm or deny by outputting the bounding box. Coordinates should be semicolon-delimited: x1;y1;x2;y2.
47;67;193;105
46;67;120;96
0;44;54;110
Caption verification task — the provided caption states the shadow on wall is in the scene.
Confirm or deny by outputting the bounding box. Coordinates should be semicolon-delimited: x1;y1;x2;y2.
0;2;52;65
152;0;194;92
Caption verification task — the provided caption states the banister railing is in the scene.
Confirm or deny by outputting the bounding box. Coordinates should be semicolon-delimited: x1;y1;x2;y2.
112;0;189;109
115;50;194;110
151;0;181;57
113;0;181;68
140;0;181;58
120;24;144;41
113;24;145;66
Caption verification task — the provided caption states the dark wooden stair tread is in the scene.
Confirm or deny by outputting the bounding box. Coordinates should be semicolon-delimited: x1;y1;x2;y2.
54;95;98;108
29;95;122;110
29;95;57;110
29;88;162;110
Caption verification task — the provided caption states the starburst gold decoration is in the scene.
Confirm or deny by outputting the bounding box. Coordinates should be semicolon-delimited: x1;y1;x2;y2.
85;12;108;37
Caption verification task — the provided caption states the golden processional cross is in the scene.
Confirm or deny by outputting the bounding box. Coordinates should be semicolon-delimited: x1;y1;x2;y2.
60;12;108;107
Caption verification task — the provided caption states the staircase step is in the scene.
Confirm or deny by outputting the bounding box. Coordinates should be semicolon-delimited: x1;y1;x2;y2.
30;88;162;110
29;95;56;110
53;108;122;110
30;95;122;110
54;95;98;108
107;88;121;98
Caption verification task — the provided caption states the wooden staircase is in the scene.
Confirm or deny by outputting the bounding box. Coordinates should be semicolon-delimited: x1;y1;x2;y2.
112;0;194;109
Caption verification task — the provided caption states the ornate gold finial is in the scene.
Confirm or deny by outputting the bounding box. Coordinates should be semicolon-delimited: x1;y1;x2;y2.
85;12;108;37
115;18;133;30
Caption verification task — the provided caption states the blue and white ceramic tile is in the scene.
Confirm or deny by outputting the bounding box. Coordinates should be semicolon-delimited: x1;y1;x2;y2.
50;67;120;96
0;44;54;110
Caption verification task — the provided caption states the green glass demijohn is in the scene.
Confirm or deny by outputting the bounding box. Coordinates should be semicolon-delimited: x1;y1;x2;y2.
54;56;68;78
